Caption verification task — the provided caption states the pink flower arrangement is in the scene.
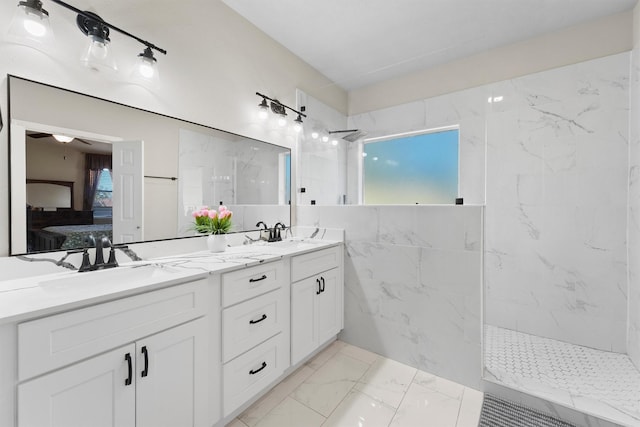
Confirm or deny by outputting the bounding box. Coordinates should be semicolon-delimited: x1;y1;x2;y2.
192;206;233;235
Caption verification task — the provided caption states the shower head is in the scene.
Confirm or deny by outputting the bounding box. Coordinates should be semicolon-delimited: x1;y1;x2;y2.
328;129;367;142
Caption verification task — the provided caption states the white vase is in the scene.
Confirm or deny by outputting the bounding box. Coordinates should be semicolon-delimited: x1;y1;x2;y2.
206;234;227;252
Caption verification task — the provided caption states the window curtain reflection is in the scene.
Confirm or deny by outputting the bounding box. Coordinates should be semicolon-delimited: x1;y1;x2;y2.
83;154;112;211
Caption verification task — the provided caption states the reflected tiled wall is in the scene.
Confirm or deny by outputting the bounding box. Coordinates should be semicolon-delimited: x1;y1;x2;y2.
297;205;483;389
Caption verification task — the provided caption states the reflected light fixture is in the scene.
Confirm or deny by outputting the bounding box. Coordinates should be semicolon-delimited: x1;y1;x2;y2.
8;0;54;49
311;131;319;139
256;92;306;130
321;135;329;143
52;134;74;143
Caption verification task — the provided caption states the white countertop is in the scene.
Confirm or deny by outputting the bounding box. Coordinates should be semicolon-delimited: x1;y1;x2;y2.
0;238;341;325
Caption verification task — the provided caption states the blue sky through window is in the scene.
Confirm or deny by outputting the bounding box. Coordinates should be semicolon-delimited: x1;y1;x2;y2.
363;129;459;204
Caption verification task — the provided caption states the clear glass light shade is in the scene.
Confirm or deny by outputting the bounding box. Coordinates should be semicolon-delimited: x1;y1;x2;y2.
131;54;160;87
293;122;302;133
8;2;54;50
80;35;117;73
277;116;287;127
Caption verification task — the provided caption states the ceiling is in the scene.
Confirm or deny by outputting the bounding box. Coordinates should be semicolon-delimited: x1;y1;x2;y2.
222;0;638;91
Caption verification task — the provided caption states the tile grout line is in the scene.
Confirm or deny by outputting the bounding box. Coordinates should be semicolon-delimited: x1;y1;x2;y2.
384;366;421;426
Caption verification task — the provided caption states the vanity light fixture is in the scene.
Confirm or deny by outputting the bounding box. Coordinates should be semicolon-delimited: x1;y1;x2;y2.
131;47;160;87
8;0;54;49
255;92;306;130
12;0;168;81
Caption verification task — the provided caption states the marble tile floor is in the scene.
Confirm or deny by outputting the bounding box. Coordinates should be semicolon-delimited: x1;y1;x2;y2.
484;325;640;426
226;340;484;427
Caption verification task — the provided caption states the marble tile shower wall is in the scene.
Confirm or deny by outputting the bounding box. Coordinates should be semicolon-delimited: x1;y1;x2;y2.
346;52;631;354
296;205;483;389
485;52;630;352
629;45;640;370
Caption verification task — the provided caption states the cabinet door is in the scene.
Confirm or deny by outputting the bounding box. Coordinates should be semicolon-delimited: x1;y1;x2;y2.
136;317;208;427
317;268;341;344
18;344;136;427
291;275;319;365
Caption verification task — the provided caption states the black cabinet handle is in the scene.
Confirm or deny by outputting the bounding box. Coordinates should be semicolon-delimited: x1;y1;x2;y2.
125;353;132;386
249;361;267;375
249;275;267;283
316;278;321;295
320;277;326;293
249;314;268;324
141;346;149;377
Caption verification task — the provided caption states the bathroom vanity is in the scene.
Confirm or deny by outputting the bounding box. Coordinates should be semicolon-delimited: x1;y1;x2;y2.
0;238;344;427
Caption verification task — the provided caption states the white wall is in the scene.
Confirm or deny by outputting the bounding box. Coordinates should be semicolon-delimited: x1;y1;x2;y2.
0;0;347;257
349;11;633;115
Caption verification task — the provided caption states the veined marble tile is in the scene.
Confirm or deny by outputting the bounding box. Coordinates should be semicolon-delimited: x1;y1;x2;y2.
252;397;325;427
238;365;315;427
354;357;417;408
413;370;464;399
389;383;462;427
292;353;369;417
339;343;380;365
322;390;396;427
456;388;484;427
305;340;347;370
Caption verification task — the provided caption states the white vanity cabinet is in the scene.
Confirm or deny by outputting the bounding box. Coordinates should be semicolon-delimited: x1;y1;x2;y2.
16;279;211;427
290;246;343;366
221;260;290;417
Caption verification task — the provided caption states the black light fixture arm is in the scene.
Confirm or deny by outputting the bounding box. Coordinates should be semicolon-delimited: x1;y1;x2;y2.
48;0;167;55
256;91;306;118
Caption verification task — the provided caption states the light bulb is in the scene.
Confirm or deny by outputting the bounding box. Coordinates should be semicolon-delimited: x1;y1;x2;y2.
311;132;319;139
278;116;287;127
322;135;329;143
8;0;54;51
331;139;338;146
293;123;302;133
258;110;268;120
132;47;160;87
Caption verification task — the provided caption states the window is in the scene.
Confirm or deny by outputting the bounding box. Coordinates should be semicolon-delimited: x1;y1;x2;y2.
93;168;113;218
363;128;459;204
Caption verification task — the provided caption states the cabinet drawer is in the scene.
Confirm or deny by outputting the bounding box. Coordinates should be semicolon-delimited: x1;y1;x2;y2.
222;261;284;307
223;333;287;417
291;245;340;282
18;279;207;381
222;288;285;362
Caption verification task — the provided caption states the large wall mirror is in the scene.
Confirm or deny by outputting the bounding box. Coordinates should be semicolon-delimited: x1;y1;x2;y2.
8;75;291;255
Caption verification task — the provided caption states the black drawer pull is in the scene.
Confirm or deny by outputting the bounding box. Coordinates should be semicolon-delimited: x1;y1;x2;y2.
249;314;268;324
320;277;326;293
249;361;267;375
249;275;267;283
316;278;321;295
141;346;149;377
124;353;132;386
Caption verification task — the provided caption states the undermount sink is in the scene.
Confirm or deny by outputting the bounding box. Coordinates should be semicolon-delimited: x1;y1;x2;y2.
38;264;181;290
